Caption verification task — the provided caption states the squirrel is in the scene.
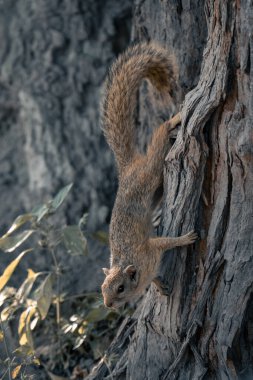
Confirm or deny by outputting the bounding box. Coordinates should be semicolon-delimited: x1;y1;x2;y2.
101;42;197;308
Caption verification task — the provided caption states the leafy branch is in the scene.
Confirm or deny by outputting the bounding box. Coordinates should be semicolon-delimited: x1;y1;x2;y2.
0;183;126;379
0;184;88;378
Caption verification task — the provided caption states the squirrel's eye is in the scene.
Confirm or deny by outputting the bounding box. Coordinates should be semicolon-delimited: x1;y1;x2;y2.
118;285;124;293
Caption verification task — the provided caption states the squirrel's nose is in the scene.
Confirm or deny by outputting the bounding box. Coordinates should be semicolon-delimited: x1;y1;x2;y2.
105;301;113;308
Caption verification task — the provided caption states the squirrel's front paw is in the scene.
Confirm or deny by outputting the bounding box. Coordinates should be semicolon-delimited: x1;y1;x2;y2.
182;230;198;245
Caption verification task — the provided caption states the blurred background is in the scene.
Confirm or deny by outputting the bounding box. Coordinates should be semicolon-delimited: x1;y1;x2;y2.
0;0;133;294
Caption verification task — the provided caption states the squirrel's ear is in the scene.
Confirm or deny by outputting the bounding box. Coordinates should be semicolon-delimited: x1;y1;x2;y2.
124;265;137;281
102;268;110;276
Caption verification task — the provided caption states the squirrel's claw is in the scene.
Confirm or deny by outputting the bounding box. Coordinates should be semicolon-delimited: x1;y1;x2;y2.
181;230;198;245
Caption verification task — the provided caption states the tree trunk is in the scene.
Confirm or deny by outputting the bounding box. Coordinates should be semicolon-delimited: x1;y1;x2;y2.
89;0;253;379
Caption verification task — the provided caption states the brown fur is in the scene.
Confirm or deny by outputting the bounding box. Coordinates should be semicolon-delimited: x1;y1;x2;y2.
101;43;197;308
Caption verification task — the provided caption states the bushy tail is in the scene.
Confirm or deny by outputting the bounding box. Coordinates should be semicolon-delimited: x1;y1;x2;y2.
102;42;177;173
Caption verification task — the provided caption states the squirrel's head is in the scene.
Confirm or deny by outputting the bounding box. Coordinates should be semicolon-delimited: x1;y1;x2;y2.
101;265;139;308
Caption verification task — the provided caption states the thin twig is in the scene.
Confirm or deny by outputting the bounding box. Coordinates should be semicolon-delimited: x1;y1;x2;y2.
0;313;12;380
49;248;65;369
50;249;61;325
0;357;16;380
62;292;101;302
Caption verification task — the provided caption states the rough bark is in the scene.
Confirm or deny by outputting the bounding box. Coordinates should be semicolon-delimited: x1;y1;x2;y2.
0;0;133;292
89;0;253;379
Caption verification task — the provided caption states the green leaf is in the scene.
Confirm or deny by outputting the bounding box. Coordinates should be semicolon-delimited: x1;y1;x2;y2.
31;184;73;221
33;357;40;365
1;304;18;321
14;345;34;357
62;226;88;256
16;269;40;303
18;306;36;335
34;274;53;320
0;249;32;291
92;231;109;245
69;314;79;322
0;286;16;307
32;203;50;222
0;230;34;253
19;306;36;348
2;214;33;237
18;309;27;336
62;324;72;334
30;315;40;330
85;307;110;323
50;183;73;212
73;335;86;350
26;315;35;348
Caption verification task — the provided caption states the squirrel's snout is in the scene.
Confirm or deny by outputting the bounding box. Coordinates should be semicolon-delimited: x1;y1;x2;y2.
105;300;113;308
